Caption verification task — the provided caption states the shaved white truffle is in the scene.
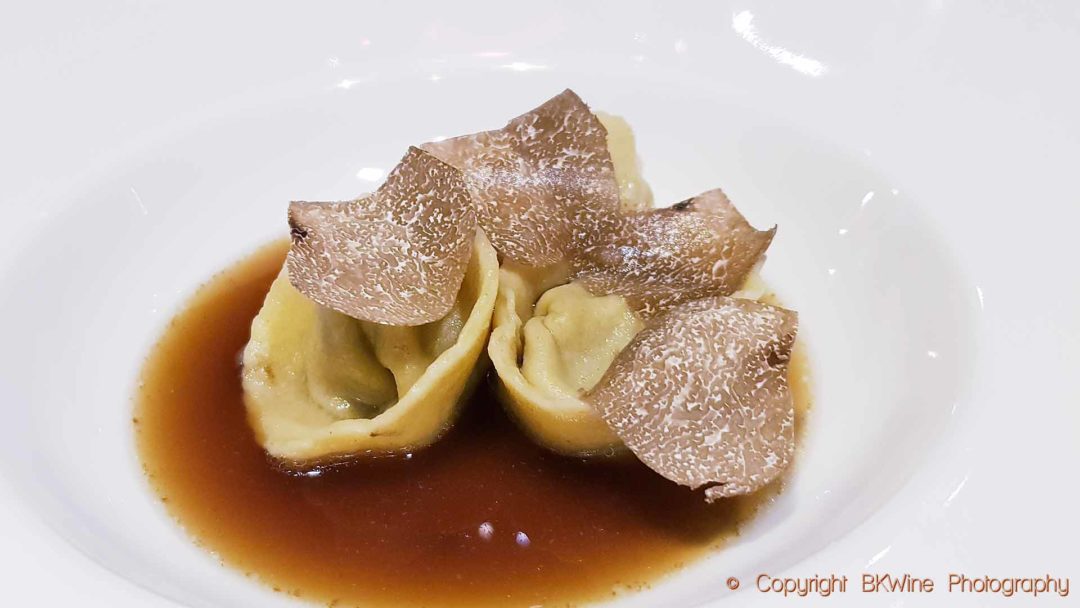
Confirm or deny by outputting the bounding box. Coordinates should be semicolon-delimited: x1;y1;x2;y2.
575;189;776;318
243;232;501;463
587;297;798;500
423;89;620;267
275;90;801;498
426;92;772;317
287;147;477;326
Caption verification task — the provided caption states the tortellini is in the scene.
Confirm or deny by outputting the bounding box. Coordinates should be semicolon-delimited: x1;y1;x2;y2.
486;112;655;455
241;89;798;500
489;265;770;456
522;284;644;400
242;232;498;465
490;270;632;455
486;106;784;466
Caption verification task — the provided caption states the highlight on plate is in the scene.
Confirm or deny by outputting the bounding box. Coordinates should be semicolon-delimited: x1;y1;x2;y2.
137;89;805;606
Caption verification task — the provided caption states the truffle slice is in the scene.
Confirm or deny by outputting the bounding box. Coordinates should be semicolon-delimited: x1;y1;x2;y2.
287;146;477;326
425;90;773;315
586;296;798;500
574;189;776;318
243;231;500;464
423;89;620;267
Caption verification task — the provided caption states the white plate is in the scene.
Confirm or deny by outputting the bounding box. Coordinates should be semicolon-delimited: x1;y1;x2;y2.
0;2;1076;607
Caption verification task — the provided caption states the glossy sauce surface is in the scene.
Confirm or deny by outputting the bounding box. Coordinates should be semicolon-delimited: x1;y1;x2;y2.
135;242;811;607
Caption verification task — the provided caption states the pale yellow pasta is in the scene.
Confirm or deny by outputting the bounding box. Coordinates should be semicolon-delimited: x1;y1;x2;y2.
241;232;499;464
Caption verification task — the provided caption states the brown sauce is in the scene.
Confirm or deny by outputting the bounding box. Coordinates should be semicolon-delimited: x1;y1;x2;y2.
135;241;812;607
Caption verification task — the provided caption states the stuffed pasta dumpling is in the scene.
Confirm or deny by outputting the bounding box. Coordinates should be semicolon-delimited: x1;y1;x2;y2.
469;94;779;459
489;265;772;457
242;88;800;502
242;230;498;465
242;147;499;466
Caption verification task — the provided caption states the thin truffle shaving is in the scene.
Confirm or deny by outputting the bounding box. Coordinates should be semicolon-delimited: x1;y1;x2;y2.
426;91;771;316
287;146;477;326
574;189;776;318
289;90;772;324
587;297;798;501
278;90;801;500
423;89;620;267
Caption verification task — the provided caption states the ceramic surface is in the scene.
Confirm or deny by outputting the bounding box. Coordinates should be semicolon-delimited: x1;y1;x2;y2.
0;2;1076;606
